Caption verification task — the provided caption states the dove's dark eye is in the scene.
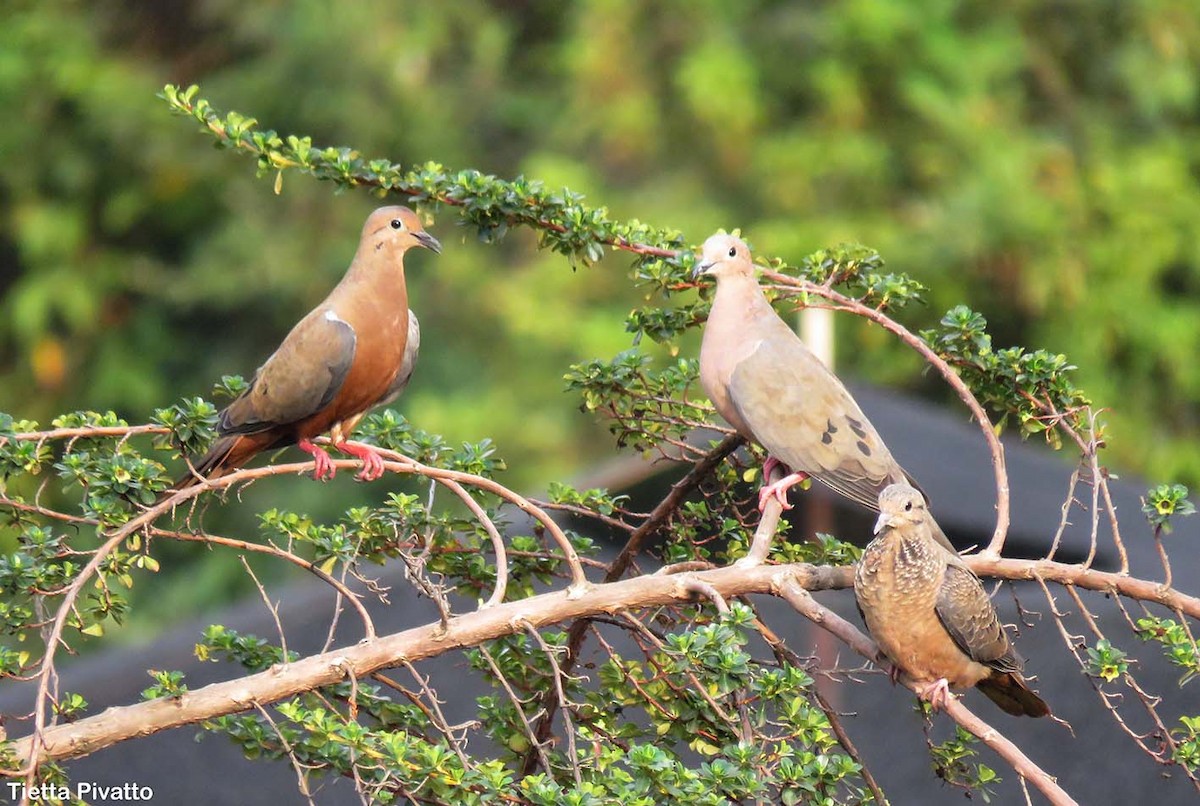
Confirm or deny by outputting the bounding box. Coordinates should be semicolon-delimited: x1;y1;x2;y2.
728;247;736;257
904;501;913;511
390;219;403;230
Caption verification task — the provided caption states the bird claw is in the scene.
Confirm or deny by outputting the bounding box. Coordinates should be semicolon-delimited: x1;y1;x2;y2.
918;678;953;711
354;451;385;482
335;442;386;482
757;471;808;512
298;439;337;481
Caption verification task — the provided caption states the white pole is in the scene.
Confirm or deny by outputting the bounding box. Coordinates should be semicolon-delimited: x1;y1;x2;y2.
801;307;835;369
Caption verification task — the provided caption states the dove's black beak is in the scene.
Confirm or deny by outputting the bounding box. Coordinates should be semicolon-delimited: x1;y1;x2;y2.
415;231;442;254
691;261;714;281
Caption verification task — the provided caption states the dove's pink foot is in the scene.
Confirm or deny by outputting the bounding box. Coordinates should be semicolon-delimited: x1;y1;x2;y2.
919;678;953;711
335;441;386;481
758;470;809;511
298;438;337;481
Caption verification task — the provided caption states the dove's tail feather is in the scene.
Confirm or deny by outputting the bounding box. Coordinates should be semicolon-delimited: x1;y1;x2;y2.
167;432;280;494
978;672;1051;718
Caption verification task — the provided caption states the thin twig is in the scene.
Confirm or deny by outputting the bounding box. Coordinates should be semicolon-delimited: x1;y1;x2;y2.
399;661;471;766
159;528;376;640
253;701;317;806
521;621;582;786
359;446;588;595
240;557;288;663
477;645;552;776
435;476;509;608
1047;466;1081;562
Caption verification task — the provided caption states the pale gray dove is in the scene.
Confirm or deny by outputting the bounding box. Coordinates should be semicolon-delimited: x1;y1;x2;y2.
694;232;958;556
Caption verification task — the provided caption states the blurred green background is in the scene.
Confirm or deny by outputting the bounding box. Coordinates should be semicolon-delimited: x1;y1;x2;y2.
2;0;1199;627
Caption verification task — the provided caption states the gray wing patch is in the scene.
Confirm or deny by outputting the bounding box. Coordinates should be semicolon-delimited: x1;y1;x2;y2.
378;311;420;406
219;308;357;435
935;564;1022;674
728;337;900;511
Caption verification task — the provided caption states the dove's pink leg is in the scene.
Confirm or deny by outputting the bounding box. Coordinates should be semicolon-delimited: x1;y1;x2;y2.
334;441;386;481
298;438;337;481
758;456;809;511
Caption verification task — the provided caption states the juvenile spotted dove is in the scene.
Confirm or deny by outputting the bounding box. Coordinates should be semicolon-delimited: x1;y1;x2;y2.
178;206;440;486
693;232;958;556
856;484;1049;717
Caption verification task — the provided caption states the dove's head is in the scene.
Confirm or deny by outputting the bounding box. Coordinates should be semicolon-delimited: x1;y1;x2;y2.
692;233;753;282
874;483;929;535
363;206;442;257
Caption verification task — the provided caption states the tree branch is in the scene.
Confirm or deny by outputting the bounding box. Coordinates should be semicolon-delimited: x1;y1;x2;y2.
12;561;848;767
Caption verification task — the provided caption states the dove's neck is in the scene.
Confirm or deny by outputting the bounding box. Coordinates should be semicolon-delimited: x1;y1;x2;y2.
326;251;410;334
339;247;410;299
699;274;777;437
706;273;777;345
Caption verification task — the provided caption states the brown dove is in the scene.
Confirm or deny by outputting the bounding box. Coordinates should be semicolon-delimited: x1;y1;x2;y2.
178;206;440;486
694;232;958;555
856;484;1049;717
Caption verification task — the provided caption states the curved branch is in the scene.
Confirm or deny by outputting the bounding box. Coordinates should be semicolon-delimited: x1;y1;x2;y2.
155;529;376;640
354;446;589;595
2;424;169;443
10;449;575;778
970;556;1200;620
429;477;509;608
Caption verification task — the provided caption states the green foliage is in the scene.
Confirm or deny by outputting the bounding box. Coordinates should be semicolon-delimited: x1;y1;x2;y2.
546;483;630;517
142;669;188;701
921;306;1090;445
928;726;1000;802
161;85;691;273
1142;484;1196;534
52;691;88;722
151;398;218;456
1086;639;1131;683
465;605;869;804
777;533;864;568
0;416;51;480
1135;616;1200;686
565;352;709;453
196;625;297;670
1173;716;1200;772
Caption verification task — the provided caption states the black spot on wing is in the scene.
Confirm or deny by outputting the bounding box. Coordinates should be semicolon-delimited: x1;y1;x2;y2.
847;417;867;439
856;440;872;457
